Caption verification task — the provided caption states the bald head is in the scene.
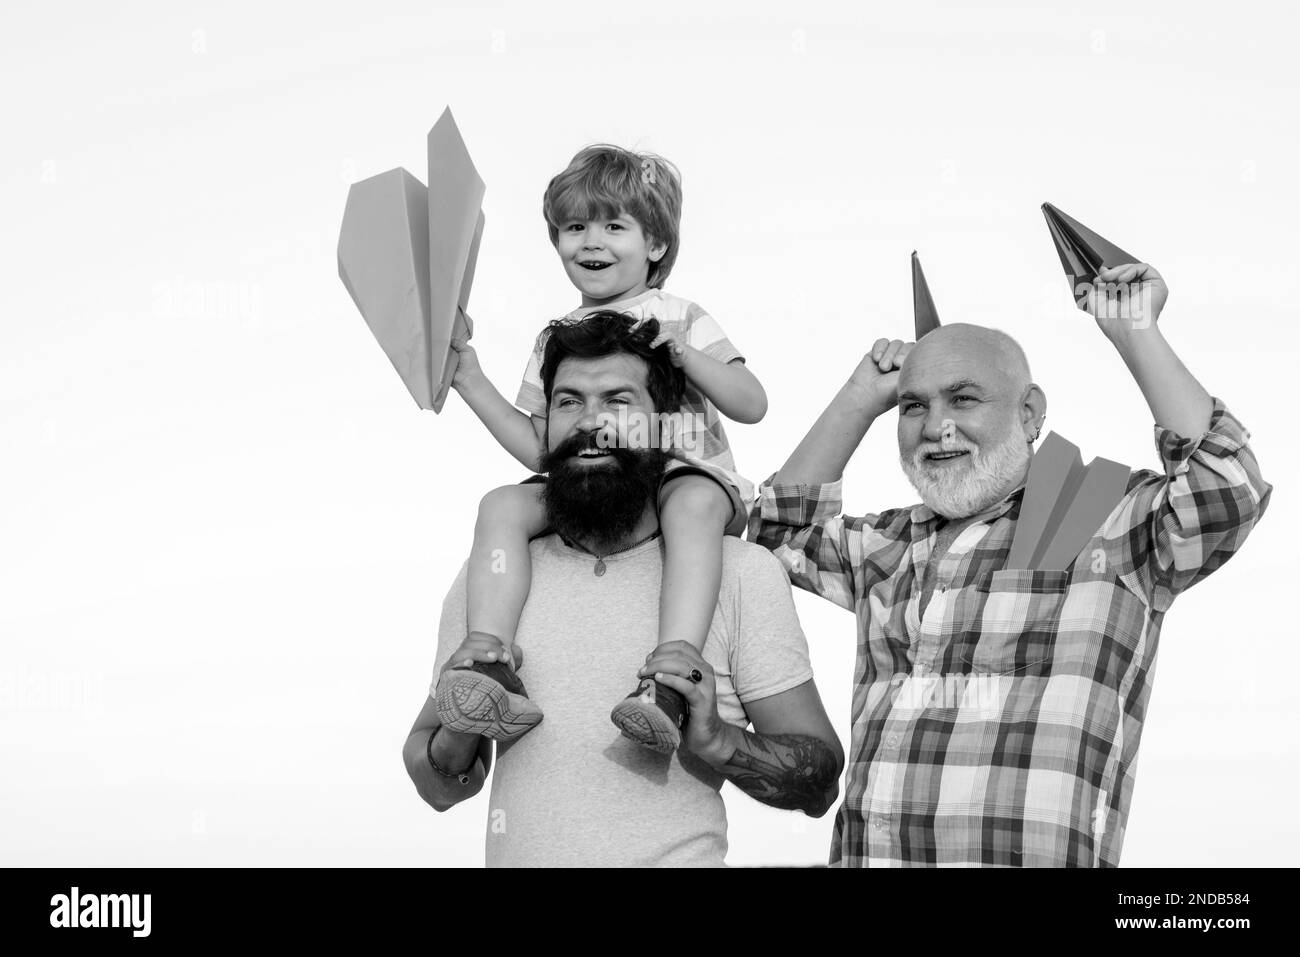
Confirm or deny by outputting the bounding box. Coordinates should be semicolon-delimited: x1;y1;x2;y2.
903;323;1032;398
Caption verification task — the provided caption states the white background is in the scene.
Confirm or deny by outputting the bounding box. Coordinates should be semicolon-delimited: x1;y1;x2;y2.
2;0;1296;867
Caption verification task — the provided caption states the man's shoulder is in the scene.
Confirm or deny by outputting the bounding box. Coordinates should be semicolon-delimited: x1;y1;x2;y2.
721;537;789;584
717;540;810;666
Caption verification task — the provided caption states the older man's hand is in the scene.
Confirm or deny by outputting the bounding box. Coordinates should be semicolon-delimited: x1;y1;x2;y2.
639;641;731;764
848;338;913;416
1086;263;1169;339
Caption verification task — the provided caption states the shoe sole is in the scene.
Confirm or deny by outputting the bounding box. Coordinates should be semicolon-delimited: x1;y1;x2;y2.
435;670;543;742
610;697;681;754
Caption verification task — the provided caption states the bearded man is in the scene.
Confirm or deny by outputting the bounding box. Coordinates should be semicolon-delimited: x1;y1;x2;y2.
403;310;843;867
749;263;1270;866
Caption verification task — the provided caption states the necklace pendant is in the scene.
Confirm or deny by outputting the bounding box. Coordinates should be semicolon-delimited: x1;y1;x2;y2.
594;559;606;577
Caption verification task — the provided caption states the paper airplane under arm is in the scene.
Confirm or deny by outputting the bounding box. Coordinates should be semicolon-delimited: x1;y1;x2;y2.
1006;430;1133;571
911;251;942;339
1041;203;1139;309
1006;432;1080;570
1036;455;1130;571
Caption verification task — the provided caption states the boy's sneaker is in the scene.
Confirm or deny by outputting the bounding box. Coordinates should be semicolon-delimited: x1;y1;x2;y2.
610;679;688;754
434;660;543;743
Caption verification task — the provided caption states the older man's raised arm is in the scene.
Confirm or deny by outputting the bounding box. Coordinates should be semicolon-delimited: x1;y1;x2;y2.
1085;264;1270;609
746;339;914;611
772;338;911;485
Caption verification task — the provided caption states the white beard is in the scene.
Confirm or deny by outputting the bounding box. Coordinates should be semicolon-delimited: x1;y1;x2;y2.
900;415;1031;519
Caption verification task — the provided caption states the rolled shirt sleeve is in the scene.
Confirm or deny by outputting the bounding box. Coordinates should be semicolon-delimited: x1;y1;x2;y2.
747;477;872;613
1108;398;1271;612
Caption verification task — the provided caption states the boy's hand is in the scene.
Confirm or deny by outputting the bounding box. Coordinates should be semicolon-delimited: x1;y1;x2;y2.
849;338;912;416
1087;263;1169;341
449;336;484;392
649;331;688;369
639;641;729;763
441;632;522;674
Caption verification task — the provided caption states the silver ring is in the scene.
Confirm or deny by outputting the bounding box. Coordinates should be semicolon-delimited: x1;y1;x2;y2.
688;668;703;683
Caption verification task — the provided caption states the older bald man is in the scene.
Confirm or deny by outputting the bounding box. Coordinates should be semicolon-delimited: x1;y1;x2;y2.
749;263;1271;866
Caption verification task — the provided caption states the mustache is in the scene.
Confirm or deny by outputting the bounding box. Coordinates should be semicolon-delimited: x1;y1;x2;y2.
548;430;636;462
912;440;979;465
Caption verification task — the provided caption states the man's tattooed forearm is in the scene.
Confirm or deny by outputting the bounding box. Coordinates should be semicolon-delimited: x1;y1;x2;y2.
720;733;839;815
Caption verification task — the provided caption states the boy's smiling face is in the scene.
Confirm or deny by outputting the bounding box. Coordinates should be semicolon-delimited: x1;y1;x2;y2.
556;212;666;307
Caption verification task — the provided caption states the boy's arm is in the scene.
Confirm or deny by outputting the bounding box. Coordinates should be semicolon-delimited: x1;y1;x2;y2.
674;346;768;424
450;338;547;472
650;314;767;422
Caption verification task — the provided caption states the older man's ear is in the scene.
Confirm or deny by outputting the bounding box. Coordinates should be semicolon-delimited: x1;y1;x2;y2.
1022;384;1048;443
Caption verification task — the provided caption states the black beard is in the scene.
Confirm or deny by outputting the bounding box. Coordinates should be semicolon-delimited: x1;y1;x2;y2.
540;431;669;552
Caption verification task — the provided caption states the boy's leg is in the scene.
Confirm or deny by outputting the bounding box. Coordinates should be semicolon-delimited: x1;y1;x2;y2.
437;483;549;742
468;483;548;645
610;472;733;753
655;474;730;651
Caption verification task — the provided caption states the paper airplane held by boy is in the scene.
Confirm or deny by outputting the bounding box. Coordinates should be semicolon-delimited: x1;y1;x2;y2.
908;249;1133;571
337;107;484;412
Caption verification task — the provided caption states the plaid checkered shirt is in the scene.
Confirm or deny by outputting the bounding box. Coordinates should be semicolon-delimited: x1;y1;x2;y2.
748;399;1270;866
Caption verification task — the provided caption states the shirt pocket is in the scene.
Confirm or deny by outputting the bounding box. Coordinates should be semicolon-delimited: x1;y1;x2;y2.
968;568;1070;676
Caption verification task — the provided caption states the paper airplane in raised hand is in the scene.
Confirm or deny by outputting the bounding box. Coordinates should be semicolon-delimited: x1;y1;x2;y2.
911;251;942;339
1041;203;1138;311
1006;432;1131;572
338;107;484;412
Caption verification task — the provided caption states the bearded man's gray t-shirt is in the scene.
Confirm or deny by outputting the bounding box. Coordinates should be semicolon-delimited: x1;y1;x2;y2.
430;534;814;867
